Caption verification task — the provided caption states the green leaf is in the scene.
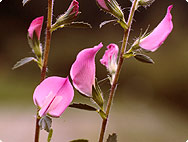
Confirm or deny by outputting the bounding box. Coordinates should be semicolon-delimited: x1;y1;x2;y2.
69;103;97;111
99;19;117;28
92;78;104;109
12;57;37;70
38;116;52;132
70;139;88;142
22;0;31;6
64;22;92;29
48;129;53;142
106;133;117;142
134;53;154;64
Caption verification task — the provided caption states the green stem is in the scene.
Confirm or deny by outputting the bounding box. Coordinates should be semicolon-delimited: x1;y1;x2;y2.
98;1;138;142
34;0;54;142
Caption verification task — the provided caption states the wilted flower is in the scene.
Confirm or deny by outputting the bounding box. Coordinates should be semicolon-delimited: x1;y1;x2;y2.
100;43;119;75
33;76;74;117
28;16;44;40
138;5;173;52
70;43;103;97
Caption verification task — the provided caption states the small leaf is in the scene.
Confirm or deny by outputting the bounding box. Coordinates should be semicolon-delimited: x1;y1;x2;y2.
38;116;52;132
134;53;154;64
97;109;107;119
64;22;92;29
47;129;53;142
70;139;88;142
106;133;117;142
69;103;97;111
99;19;117;28
12;57;37;70
22;0;31;6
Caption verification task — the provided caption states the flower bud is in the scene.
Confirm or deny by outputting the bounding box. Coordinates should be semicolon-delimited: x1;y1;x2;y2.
51;0;79;31
28;16;43;40
27;16;44;58
96;0;124;21
100;44;119;83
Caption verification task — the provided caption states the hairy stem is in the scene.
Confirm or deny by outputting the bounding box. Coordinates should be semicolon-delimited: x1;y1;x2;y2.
34;0;54;142
98;1;138;142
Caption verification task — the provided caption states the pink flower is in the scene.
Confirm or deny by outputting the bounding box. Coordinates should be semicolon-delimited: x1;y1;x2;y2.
68;0;79;16
70;43;103;97
96;0;110;11
139;5;173;52
33;76;74;117
28;16;44;40
100;43;119;74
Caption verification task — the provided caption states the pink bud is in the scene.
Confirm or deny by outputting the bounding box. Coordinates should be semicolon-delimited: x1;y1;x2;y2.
96;0;110;11
139;5;173;52
100;43;119;73
70;43;103;97
33;76;74;117
28;16;44;40
68;0;79;16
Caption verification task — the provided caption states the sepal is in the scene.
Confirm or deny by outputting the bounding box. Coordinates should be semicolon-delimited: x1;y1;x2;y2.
51;7;80;31
104;0;125;21
38;116;52;132
92;78;104;109
27;31;42;59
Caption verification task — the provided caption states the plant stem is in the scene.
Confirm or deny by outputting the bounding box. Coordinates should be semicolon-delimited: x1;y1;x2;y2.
98;1;138;142
34;0;54;142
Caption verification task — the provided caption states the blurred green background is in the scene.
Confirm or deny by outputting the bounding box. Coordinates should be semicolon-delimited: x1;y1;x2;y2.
0;0;188;142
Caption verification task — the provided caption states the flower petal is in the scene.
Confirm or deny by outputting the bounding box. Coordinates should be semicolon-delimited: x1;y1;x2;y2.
68;0;79;16
33;76;74;117
96;0;109;11
28;16;44;40
100;43;119;69
139;5;173;52
70;43;103;97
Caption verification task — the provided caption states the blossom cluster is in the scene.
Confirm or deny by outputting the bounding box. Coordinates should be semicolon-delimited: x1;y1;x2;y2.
29;1;173;118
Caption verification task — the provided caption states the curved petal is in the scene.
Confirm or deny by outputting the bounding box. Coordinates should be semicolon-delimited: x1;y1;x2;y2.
70;43;103;97
33;76;74;117
100;43;119;69
139;5;173;52
28;16;44;40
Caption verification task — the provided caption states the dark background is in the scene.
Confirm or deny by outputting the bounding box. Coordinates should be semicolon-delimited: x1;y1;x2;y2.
0;0;188;142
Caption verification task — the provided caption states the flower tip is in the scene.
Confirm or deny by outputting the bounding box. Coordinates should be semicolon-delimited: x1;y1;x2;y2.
168;5;173;11
28;16;44;40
